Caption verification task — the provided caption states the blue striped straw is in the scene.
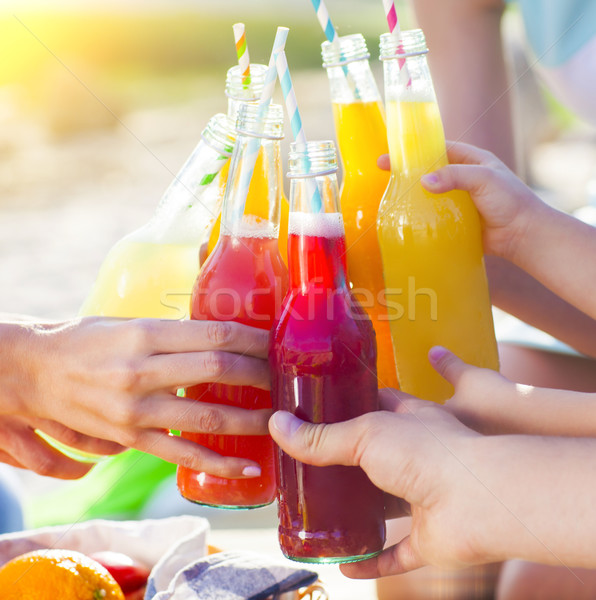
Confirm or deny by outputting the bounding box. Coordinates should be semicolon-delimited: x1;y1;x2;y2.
275;49;323;213
310;0;337;42
234;26;289;224
309;0;360;99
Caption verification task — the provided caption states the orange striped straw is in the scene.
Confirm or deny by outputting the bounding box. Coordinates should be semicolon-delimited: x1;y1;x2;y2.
233;22;251;87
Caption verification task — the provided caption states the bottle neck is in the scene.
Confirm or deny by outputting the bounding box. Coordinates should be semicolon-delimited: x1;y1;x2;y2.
287;209;348;291
139;116;233;244
383;51;447;174
221;133;283;239
325;57;382;104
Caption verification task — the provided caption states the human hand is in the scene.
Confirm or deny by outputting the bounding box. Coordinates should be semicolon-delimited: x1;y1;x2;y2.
432;345;596;438
6;317;271;479
269;390;498;578
428;345;522;435
378;142;545;261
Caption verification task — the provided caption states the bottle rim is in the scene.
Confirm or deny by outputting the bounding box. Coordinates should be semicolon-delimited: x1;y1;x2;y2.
287;140;338;178
321;33;371;69
379;29;428;61
225;63;268;101
201;113;236;157
235;102;284;140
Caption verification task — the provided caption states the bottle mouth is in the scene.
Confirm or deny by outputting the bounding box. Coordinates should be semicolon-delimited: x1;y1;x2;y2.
288;140;338;178
321;33;370;69
379;29;428;61
201;113;236;157
225;63;268;101
234;102;284;140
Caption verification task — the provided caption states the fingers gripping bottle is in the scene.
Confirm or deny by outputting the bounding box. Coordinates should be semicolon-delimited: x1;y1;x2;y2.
206;64;290;263
177;102;289;509
270;141;386;563
37;114;235;463
321;34;398;390
377;30;499;403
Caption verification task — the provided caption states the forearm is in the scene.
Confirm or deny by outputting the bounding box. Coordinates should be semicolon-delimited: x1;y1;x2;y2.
470;382;596;437
411;0;516;170
509;205;596;323
487;256;596;357
472;434;596;566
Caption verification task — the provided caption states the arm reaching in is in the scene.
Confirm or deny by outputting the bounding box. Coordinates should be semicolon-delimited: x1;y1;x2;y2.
269;392;596;578
429;346;596;436
0;317;271;479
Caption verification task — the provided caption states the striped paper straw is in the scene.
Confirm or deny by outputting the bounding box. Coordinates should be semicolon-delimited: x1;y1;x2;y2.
234;26;289;223
382;0;411;86
310;0;337;43
233;23;251;88
275;49;323;213
309;0;359;98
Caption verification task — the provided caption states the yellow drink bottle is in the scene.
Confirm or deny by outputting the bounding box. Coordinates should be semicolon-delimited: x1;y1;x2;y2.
377;30;499;403
206;64;290;263
321;34;398;389
80;113;235;320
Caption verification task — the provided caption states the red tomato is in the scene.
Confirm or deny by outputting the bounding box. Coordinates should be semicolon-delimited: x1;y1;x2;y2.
89;551;150;599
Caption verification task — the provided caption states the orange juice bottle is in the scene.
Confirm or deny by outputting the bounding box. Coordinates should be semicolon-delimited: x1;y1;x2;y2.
206;64;290;263
321;34;398;389
377;29;499;403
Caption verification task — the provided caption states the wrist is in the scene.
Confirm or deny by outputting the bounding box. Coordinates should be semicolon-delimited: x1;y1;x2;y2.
508;197;556;268
0;323;41;415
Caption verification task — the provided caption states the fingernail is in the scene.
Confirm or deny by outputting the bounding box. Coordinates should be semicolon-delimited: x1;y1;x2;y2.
242;466;261;478
421;173;439;186
271;411;303;437
428;345;448;363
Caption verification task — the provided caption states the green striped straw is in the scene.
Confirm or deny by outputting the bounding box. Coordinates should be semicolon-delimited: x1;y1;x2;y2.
234;26;289;222
233;22;251;88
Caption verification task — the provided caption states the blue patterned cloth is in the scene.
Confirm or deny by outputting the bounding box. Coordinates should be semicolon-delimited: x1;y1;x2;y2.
146;549;318;600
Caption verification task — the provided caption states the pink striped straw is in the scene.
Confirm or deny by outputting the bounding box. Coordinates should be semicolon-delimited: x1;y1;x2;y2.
382;0;411;86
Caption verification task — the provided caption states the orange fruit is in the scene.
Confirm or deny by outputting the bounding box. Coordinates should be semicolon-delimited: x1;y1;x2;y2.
0;548;125;600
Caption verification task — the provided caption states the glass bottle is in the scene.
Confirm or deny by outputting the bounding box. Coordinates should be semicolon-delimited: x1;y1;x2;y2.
377;29;499;403
206;64;290;263
178;102;289;509
35;113;236;465
321;33;398;390
270;140;385;563
80;112;235;319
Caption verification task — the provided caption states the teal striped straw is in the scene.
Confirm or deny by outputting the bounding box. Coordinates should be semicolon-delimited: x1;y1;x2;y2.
275;49;323;213
234;26;289;224
309;0;360;99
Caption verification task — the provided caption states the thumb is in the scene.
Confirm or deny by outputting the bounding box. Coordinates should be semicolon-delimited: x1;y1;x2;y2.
340;537;425;579
377;153;390;171
269;411;359;468
428;346;469;387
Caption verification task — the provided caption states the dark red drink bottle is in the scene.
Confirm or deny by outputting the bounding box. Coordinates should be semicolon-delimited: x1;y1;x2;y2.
269;140;386;563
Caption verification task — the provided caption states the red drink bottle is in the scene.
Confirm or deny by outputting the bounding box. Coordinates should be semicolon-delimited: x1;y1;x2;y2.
269;141;386;563
177;102;288;508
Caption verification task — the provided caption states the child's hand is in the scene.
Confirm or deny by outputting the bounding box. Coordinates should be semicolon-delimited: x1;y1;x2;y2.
428;346;522;435
420;142;545;261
